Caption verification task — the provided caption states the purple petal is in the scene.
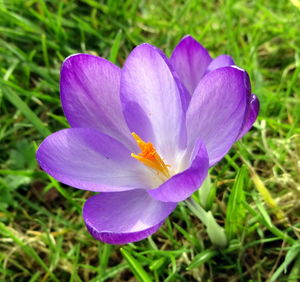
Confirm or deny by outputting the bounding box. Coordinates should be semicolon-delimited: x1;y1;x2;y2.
36;128;156;192
83;189;176;244
148;140;209;202
206;54;235;73
152;46;191;112
186;66;250;166
121;43;186;165
170;35;212;95
236;94;260;140
60;54;135;150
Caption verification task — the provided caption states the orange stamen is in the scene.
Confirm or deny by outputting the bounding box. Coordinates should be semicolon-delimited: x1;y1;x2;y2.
131;132;170;178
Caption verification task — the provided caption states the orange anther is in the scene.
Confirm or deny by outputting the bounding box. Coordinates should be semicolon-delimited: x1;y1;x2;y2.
131;132;170;178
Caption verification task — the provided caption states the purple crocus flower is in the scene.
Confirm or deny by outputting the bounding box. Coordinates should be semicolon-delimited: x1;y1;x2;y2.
36;35;259;244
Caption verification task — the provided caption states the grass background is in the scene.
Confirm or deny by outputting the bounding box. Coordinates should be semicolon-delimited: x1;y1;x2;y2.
0;0;300;281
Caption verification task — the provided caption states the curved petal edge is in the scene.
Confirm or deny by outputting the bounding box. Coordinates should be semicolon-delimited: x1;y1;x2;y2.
237;94;260;140
170;35;212;95
36;128;152;192
148;140;209;202
186;66;250;166
121;43;187;163
85;220;164;245
60;53;135;150
206;54;235;73
83;189;177;244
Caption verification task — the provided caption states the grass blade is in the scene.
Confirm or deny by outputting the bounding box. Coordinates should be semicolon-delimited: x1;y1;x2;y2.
186;249;218;270
120;247;152;282
0;223;58;282
225;165;247;240
270;243;300;282
2;87;51;138
109;30;122;64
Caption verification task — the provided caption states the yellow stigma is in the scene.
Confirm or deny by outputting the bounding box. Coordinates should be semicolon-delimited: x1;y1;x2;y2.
131;132;170;178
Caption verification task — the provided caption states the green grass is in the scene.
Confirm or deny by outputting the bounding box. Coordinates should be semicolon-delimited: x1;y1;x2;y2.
0;0;300;281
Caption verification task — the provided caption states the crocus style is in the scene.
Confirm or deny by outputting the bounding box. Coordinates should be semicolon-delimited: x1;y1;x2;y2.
36;35;259;244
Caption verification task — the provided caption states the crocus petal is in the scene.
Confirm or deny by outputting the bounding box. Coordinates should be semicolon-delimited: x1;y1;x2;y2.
206;54;235;73
121;43;186;164
36;128;157;192
153;46;191;112
148;140;209;202
170;35;212;95
83;189;177;244
186;66;249;166
60;54;135;150
236;94;260;140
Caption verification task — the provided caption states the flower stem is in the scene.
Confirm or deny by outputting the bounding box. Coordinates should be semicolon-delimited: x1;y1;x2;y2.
186;197;227;248
198;174;212;209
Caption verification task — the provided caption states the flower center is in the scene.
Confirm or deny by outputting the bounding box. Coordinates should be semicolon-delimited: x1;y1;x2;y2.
131;132;170;179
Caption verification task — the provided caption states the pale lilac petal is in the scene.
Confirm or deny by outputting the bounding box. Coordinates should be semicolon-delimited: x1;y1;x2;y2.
186;66;249;166
60;54;135;150
83;189;176;244
153;46;191;112
206;55;235;73
121;43;186;164
36;128;155;192
237;94;260;140
170;35;212;95
148;140;209;202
